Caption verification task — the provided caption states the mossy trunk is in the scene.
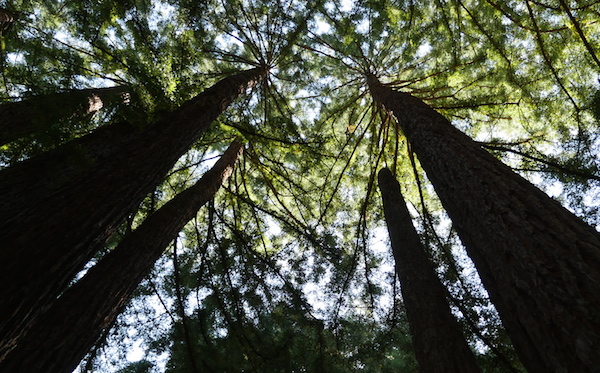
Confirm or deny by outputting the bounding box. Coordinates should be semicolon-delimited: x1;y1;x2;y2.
0;68;265;361
368;75;600;373
378;168;481;373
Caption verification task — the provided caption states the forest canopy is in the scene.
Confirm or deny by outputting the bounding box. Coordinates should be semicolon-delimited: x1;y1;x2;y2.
0;0;599;372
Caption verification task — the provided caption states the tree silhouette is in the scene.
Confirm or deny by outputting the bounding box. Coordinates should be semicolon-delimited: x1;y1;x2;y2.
1;0;598;371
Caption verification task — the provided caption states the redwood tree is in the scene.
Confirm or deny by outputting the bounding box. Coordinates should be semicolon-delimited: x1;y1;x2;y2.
0;141;243;373
368;74;600;373
0;67;265;361
378;167;481;373
0;86;128;146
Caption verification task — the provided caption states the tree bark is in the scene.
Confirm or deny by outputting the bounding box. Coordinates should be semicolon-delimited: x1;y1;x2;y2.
0;67;265;361
368;75;600;373
0;141;243;373
0;86;128;146
378;168;481;373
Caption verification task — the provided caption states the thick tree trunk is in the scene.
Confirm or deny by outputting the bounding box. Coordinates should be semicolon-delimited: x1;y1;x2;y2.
0;141;242;373
0;86;128;146
0;68;265;361
378;168;481;373
368;75;600;373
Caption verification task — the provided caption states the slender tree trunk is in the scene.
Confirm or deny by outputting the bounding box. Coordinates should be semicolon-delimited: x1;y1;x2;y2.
378;168;481;373
0;141;243;373
0;68;265;361
0;86;128;146
367;75;600;373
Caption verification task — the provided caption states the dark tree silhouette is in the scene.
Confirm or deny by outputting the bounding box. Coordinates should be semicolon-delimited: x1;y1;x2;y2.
368;74;600;373
0;67;265;361
0;86;128;146
0;141;243;373
379;168;481;373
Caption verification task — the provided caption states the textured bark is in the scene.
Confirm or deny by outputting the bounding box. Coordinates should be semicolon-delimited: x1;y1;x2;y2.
368;75;600;373
0;86;127;146
0;68;265;361
378;168;481;373
0;141;242;373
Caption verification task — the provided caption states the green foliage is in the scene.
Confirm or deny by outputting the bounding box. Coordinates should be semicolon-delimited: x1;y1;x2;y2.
591;88;600;122
2;0;598;371
116;360;154;373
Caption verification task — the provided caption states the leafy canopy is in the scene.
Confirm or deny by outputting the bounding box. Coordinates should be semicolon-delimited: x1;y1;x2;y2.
1;0;599;371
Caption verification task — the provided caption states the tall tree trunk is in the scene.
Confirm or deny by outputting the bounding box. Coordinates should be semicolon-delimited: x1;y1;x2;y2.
0;141;243;373
0;86;128;146
378;168;481;373
0;67;265;361
368;75;600;373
